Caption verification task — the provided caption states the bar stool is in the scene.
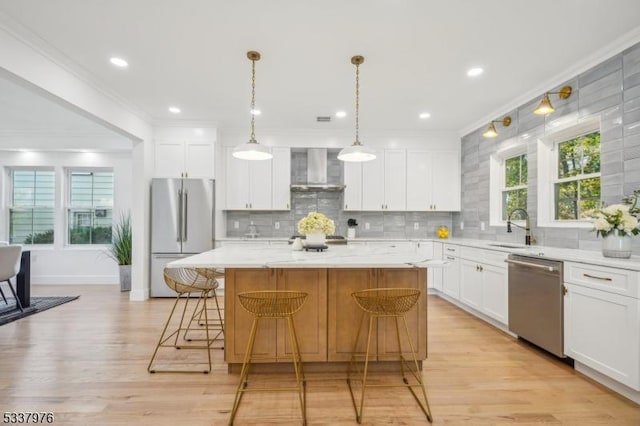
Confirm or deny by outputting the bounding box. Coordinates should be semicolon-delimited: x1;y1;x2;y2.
347;288;433;423
229;291;308;426
147;267;223;374
189;268;225;338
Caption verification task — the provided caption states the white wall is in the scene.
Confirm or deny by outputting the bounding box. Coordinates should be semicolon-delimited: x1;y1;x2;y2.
0;150;133;284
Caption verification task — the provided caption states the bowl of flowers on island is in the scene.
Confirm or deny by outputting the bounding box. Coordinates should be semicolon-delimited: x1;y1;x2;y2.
297;212;336;246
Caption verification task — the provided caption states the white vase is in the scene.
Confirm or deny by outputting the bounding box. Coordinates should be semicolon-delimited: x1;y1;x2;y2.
305;232;326;246
602;229;632;259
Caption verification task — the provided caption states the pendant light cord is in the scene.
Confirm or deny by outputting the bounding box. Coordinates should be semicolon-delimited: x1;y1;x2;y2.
354;61;360;146
250;58;256;143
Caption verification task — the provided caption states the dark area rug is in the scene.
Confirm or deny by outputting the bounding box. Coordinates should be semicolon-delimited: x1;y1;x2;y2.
0;296;80;326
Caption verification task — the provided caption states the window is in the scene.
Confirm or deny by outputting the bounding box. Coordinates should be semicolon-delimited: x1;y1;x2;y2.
554;131;601;220
489;141;527;226
9;169;55;244
537;118;601;227
67;170;114;244
502;153;528;220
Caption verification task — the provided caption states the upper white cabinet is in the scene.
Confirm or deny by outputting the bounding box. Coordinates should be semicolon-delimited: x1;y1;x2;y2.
225;146;272;210
224;146;291;211
271;147;291;210
155;140;215;178
361;149;406;210
406;150;460;211
343;162;363;211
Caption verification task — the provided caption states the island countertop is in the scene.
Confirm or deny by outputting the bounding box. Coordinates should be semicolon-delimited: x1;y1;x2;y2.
167;244;442;269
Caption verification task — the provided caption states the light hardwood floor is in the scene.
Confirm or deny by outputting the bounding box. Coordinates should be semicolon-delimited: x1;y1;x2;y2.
1;285;639;425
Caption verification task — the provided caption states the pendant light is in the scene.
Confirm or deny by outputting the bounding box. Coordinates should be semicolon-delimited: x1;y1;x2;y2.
338;55;376;162
232;51;272;160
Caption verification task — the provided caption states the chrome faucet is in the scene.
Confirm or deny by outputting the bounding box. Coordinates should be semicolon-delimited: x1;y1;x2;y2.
507;208;532;246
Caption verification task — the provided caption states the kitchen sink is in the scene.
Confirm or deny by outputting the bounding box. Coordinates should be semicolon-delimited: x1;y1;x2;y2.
487;243;528;249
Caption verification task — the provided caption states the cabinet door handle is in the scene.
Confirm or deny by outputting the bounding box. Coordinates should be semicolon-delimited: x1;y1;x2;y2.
446;248;455;252
287;203;289;209
446;256;455;260
583;273;612;281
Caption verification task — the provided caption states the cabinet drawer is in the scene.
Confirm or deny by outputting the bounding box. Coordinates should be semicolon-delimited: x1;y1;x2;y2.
443;244;459;257
459;246;483;261
564;262;639;298
483;250;508;267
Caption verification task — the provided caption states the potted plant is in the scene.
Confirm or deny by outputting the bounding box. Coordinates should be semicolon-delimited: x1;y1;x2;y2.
108;212;132;291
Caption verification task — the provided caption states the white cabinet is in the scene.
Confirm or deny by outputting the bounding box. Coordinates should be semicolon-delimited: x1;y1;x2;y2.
564;262;640;390
361;149;406;211
224;146;273;210
155;140;215;178
417;241;442;291
406;150;460;211
460;259;483;310
343;162;362;211
271;147;291;210
441;244;460;299
458;246;508;325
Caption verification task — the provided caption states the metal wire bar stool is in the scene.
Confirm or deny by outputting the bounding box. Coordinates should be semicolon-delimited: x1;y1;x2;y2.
186;268;225;339
147;267;223;374
229;290;308;426
347;288;433;423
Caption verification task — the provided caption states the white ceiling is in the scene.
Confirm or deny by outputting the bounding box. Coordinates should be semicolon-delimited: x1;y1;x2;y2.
1;0;640;137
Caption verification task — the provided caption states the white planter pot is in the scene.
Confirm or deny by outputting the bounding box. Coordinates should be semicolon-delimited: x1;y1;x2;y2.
305;232;326;246
602;230;632;259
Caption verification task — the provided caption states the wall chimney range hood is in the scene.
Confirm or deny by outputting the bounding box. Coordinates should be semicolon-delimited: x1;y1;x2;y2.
290;148;345;192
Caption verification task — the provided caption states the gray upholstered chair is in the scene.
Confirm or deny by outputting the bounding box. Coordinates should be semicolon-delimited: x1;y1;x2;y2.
0;245;24;312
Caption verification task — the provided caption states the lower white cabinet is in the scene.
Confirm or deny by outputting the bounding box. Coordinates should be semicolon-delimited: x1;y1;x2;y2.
442;251;460;299
564;282;640;390
480;263;508;324
460;259;483;310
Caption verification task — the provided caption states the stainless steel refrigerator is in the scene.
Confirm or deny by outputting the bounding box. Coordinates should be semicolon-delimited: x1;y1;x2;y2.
150;178;214;297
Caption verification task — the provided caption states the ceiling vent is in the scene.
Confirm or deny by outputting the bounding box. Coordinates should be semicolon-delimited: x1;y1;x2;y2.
316;116;331;122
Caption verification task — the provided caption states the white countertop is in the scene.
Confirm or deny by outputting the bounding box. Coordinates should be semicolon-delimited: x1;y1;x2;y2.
214;236;640;271
168;244;442;269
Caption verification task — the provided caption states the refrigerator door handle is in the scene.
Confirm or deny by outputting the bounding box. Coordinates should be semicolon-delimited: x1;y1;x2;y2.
177;188;183;242
183;190;188;241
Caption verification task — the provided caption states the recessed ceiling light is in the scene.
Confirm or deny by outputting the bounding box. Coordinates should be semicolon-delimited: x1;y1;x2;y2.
419;112;431;119
168;106;181;114
467;67;484;77
109;57;128;68
250;109;261;116
336;111;347;118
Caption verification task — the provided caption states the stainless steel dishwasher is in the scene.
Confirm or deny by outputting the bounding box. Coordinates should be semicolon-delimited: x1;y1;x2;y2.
506;254;565;357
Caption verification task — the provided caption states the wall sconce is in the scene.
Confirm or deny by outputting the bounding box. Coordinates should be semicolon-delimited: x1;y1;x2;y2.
533;85;572;115
482;116;511;138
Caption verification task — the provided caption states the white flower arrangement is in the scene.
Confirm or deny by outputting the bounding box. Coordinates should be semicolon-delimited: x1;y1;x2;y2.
590;203;640;238
297;212;336;235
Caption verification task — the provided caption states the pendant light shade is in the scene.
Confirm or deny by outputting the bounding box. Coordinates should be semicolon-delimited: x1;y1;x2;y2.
482;116;511;138
232;51;272;161
533;86;572;116
338;55;376;163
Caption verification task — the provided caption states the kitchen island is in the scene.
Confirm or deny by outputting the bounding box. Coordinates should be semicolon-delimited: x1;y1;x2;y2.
169;244;438;371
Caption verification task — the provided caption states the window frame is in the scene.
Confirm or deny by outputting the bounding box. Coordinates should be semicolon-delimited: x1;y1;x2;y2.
7;166;56;245
65;167;114;246
489;140;528;227
537;118;601;228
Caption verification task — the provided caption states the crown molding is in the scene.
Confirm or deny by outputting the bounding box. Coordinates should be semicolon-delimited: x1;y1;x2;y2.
0;11;152;125
458;25;640;138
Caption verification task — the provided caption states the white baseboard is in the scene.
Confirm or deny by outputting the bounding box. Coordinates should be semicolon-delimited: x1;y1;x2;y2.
31;275;118;285
574;362;640;405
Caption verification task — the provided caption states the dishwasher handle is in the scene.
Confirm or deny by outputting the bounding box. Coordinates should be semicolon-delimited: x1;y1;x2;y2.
505;258;558;272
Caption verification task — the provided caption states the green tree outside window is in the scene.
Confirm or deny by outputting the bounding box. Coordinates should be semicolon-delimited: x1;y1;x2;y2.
555;132;601;220
502;154;528;220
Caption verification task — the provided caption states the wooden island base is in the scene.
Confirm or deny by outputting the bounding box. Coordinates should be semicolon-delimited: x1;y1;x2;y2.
224;267;427;373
